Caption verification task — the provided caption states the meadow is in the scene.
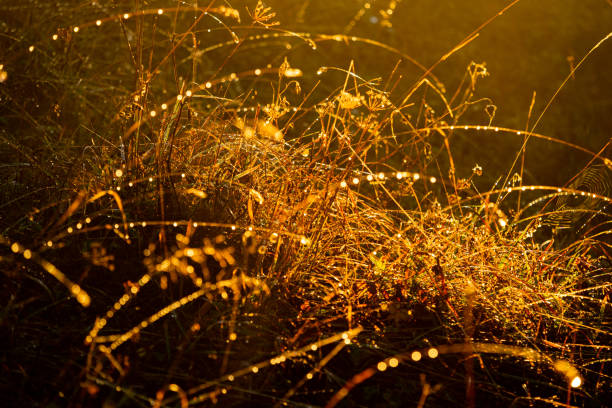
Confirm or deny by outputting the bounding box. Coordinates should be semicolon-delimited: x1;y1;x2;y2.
1;1;611;406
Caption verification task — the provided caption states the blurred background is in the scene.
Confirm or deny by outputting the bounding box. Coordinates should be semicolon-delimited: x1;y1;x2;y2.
1;0;611;192
263;0;612;186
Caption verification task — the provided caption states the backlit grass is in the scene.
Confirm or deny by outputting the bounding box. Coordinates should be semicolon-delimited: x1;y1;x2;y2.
1;1;610;406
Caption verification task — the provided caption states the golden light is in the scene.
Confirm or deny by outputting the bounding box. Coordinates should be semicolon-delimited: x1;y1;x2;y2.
284;68;303;77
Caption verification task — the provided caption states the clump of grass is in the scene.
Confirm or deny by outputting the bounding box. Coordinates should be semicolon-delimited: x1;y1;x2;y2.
1;1;610;407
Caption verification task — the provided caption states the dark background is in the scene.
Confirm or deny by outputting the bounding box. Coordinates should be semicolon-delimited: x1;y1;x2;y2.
1;0;611;188
263;0;612;185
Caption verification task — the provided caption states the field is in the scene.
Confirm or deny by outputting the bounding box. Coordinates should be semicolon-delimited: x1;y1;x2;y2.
1;1;611;406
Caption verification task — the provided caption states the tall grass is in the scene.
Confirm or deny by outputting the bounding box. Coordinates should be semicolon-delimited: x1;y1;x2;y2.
1;1;610;406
